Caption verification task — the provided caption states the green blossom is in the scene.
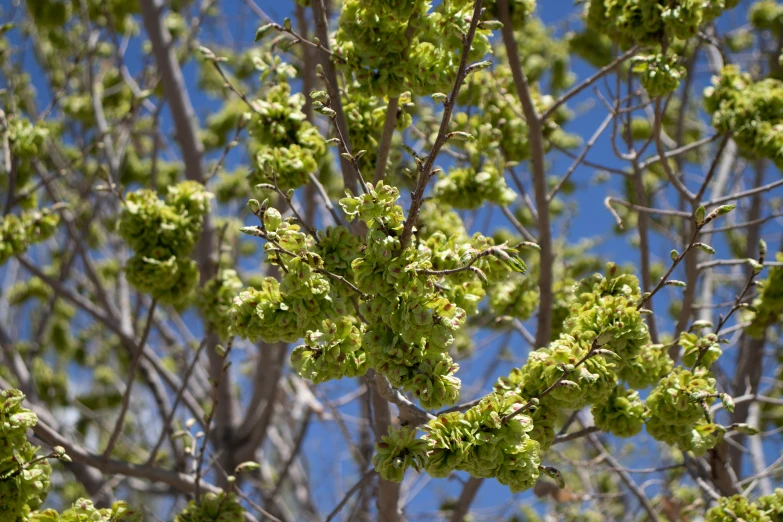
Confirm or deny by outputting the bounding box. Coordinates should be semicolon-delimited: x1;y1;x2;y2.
679;331;723;369
592;386;647;438
175;493;245;522
747;254;783;338
291;318;367;383
758;489;783;521
198;269;244;338
706;494;771;522
372;426;428;482
633;54;686;97
434;164;517;210
704;66;783;167
0;209;60;266
0;389;51;521
618;343;673;389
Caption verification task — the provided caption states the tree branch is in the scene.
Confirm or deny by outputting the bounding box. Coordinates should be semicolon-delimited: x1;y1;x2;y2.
498;0;552;346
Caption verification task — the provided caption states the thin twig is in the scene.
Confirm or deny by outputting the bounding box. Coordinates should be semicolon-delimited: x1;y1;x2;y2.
103;300;158;459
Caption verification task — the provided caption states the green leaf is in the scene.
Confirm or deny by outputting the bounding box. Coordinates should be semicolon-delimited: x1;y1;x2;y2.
255;23;276;42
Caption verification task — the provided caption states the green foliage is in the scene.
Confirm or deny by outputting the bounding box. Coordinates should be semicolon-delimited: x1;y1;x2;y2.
372;425;428;482
591;385;647;437
618;343;673;389
584;0;739;46
118;182;211;305
747;253;783;338
758;489;783;521
334;0;494;96
706;494;771;522
704;65;783;167
488;273;538;320
422;391;541;492
198;269;244;339
30;500;143;522
434;163;517;210
249;81;326;190
646;367;724;454
633;54;686;97
291;318;367;383
0;208;60;265
749;0;783;32
175;493;245;522
679;331;723;369
0;389;51;521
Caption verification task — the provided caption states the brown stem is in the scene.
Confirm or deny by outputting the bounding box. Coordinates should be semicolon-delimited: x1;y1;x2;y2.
498;0;552;346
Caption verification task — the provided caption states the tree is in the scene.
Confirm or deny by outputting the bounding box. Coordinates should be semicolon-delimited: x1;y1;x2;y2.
1;0;783;520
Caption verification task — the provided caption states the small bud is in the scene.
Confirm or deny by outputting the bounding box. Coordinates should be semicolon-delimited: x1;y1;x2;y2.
199;46;215;60
730;423;760;436
310;90;329;102
466;60;493;74
446;131;475;141
264;208;283;232
670;249;679;261
283;18;292;31
689;320;714;331
235;461;262;474
746;258;764;275
247;199;261;214
469;266;488;285
515;241;541;251
540;465;565;489
239;226;263;237
186;418;196;429
665;280;687;287
704;204;736;224
695;243;716;255
315;106;337;118
695;205;706;225
478;20;504;30
759;239;767;263
215;344;227;357
53;446;72;462
431;93;448;103
720;393;735;413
